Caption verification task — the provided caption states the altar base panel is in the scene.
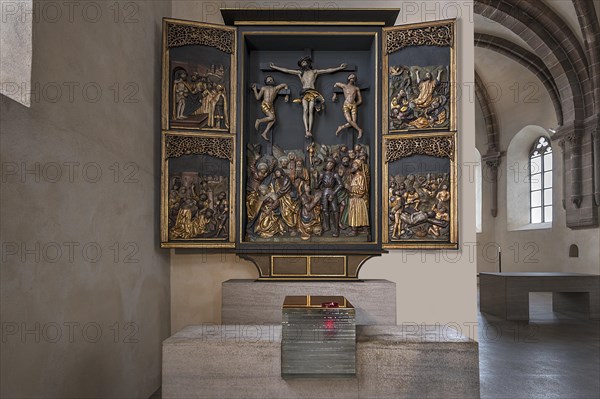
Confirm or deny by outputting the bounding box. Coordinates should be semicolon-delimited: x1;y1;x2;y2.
222;279;396;325
162;324;480;399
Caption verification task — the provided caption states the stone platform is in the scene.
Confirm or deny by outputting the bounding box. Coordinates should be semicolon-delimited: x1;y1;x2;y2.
222;279;396;325
162;324;480;399
480;272;600;320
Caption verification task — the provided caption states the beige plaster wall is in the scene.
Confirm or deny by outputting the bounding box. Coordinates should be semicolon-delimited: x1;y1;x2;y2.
170;0;478;340
0;1;172;397
474;48;600;275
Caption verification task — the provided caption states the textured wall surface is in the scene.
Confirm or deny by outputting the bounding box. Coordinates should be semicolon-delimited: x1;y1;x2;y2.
0;1;171;397
170;0;479;340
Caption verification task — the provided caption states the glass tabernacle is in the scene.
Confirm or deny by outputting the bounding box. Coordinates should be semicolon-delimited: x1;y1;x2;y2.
281;296;356;377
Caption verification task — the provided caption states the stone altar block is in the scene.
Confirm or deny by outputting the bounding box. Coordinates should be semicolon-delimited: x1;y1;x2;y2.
222;279;396;325
480;272;600;320
162;324;480;398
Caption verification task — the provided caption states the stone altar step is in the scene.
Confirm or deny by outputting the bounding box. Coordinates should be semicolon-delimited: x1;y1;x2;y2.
162;324;480;399
221;279;396;325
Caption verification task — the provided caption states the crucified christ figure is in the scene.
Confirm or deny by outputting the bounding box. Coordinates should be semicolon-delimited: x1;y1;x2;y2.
332;73;363;139
270;56;346;138
251;75;288;142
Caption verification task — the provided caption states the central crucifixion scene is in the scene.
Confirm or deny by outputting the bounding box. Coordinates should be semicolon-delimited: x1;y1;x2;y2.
245;54;372;243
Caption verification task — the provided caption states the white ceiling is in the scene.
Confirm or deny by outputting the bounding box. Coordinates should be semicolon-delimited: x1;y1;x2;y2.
474;14;532;51
475;47;558;148
542;0;584;45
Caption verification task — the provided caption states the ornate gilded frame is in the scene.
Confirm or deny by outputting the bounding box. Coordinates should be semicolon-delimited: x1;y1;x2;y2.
382;132;458;249
383;19;457;134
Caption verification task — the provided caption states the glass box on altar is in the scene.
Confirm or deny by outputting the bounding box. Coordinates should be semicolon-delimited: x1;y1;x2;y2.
281;296;356;377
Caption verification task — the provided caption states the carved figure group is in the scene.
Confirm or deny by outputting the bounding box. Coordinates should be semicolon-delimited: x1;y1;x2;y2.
248;57;364;142
389;65;449;130
172;65;229;129
243;57;372;242
168;173;229;240
246;143;371;241
388;172;450;240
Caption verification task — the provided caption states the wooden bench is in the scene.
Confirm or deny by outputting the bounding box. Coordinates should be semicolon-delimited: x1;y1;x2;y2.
480;272;600;320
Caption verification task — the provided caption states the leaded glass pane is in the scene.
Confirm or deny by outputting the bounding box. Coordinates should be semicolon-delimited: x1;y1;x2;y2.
543;171;552;188
544;206;553;223
544;189;552;206
531;190;542;207
530;156;542;174
531;174;542;191
531;207;542;224
544;152;553;170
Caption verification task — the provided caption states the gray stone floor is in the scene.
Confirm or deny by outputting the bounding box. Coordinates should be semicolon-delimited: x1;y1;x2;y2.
152;292;600;399
479;292;600;399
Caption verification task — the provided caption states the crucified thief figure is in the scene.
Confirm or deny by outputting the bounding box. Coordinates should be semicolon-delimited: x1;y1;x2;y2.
251;75;289;142
270;56;346;138
332;73;363;139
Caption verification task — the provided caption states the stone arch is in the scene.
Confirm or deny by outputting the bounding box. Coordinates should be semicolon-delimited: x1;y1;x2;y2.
474;33;563;125
474;69;499;153
572;0;600;206
475;148;483;233
509;0;592;115
571;0;599;113
474;0;586;123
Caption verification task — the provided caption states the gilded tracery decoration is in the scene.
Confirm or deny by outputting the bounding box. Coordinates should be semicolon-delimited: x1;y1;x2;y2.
386;136;454;163
167;23;234;53
165;135;233;162
386;24;453;54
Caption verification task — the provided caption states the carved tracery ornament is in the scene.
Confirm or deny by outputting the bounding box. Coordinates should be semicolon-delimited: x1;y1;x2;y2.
386;23;453;54
386;136;455;163
166;23;234;53
165;135;233;162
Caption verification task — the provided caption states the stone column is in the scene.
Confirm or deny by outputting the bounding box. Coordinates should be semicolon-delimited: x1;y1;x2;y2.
482;152;501;218
593;121;600;207
555;121;583;209
567;132;583;209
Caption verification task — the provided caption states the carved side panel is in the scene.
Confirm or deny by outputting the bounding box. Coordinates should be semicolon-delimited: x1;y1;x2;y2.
162;19;237;133
383;133;458;249
160;18;237;249
161;133;236;248
383;19;456;133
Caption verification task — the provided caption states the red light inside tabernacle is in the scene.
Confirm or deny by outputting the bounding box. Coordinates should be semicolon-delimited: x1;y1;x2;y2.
324;318;335;332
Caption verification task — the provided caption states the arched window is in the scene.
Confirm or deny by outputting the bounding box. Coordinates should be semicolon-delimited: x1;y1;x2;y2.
507;126;553;230
529;136;552;224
